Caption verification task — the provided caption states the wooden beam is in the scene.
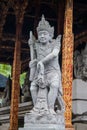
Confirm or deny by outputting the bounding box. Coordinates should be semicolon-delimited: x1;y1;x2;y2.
0;45;29;52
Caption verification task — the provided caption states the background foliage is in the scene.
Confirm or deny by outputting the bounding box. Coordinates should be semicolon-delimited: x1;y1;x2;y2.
0;64;26;86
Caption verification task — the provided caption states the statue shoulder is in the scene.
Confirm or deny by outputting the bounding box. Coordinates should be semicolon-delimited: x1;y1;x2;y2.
51;38;61;51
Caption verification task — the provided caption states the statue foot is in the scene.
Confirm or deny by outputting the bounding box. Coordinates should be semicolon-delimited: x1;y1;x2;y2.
49;108;56;115
56;109;65;114
29;107;39;114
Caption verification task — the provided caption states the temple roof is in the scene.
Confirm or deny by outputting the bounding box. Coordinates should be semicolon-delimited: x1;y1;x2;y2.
0;0;87;71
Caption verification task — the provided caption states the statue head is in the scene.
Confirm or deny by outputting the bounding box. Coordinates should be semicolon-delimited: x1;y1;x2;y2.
37;15;54;43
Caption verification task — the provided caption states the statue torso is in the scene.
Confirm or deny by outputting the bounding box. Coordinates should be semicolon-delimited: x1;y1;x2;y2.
35;40;60;73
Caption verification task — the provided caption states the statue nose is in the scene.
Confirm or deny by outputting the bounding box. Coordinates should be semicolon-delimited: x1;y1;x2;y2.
41;34;44;37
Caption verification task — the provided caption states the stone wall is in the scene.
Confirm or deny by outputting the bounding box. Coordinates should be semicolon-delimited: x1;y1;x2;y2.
0;101;32;130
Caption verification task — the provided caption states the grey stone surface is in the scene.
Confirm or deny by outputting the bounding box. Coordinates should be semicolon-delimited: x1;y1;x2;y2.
72;79;87;124
74;123;87;130
19;124;65;130
0;123;9;130
0;101;32;125
72;79;87;115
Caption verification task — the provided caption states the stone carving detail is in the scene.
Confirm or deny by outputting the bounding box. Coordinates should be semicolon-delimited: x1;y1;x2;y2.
1;76;11;107
74;43;87;81
74;50;83;79
81;43;87;81
1;75;23;107
24;15;65;126
22;72;31;102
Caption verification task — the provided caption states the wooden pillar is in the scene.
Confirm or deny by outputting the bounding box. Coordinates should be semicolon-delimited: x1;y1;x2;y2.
9;2;28;129
62;0;74;129
9;20;22;130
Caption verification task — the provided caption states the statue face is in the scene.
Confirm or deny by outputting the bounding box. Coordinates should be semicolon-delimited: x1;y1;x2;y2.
38;30;51;43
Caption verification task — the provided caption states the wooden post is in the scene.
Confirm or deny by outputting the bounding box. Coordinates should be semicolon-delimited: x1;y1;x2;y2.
62;0;74;129
9;1;28;129
9;20;22;130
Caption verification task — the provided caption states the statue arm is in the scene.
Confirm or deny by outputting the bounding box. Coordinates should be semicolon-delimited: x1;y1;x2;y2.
40;48;59;64
40;35;61;64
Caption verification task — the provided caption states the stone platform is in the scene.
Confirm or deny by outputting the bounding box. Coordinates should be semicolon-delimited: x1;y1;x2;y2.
19;124;65;130
65;128;75;130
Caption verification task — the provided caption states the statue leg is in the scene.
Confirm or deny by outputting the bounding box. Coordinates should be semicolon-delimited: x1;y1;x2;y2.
48;81;58;110
57;94;65;112
30;81;38;106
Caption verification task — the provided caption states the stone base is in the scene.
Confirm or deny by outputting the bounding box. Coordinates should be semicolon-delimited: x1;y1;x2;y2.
65;128;75;130
19;124;65;130
0;123;9;130
74;123;87;130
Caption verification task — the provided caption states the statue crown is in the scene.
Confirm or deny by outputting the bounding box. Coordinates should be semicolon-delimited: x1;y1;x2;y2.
37;15;54;38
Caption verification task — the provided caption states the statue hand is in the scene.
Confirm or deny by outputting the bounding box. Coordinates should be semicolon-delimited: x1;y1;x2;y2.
37;61;44;72
28;38;34;46
37;75;44;85
57;35;62;42
29;59;37;68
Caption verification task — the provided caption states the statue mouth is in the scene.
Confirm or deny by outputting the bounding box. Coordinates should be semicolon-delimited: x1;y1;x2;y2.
39;39;47;43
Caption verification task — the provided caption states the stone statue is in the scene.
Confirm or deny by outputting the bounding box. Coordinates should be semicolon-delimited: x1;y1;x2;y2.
20;15;65;130
74;50;83;79
74;43;87;81
82;43;87;81
1;76;23;106
1;76;11;107
72;43;87;124
22;72;31;102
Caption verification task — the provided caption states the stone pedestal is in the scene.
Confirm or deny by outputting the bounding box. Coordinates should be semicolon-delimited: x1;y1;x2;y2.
19;124;65;130
0;123;9;130
72;79;87;115
66;128;75;130
19;109;65;130
74;123;87;130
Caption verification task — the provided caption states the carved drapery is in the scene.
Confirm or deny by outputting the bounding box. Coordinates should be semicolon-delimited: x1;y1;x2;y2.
62;0;74;128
